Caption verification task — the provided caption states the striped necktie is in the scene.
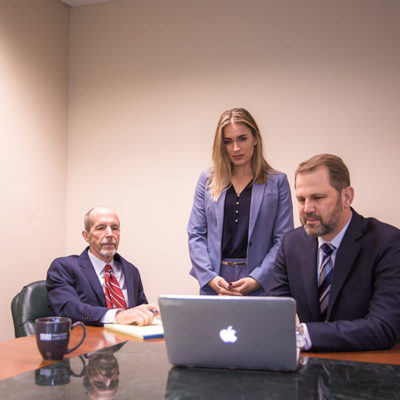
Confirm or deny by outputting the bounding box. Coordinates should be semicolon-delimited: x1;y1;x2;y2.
104;264;127;309
318;243;335;321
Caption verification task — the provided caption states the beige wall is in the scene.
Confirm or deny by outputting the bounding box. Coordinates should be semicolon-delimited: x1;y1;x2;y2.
1;0;399;341
0;0;69;340
67;0;400;308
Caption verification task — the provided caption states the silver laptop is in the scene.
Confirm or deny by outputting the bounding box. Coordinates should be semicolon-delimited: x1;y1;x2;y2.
159;295;299;371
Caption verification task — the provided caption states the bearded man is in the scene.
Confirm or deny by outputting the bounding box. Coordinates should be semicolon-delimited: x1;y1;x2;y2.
267;154;400;352
47;206;158;326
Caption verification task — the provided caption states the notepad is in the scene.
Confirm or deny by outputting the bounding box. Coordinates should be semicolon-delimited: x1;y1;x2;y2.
104;318;164;339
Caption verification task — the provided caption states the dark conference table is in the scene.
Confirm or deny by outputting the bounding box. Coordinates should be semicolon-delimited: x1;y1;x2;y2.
1;327;400;399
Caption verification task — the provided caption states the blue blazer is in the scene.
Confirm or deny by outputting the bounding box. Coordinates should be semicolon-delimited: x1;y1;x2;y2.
46;248;147;325
188;170;294;292
267;210;400;351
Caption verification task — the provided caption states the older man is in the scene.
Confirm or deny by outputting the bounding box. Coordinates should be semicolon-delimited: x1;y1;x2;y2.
47;206;158;326
267;154;400;352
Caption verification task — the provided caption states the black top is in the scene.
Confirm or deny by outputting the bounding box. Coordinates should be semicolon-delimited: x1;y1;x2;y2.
221;181;253;259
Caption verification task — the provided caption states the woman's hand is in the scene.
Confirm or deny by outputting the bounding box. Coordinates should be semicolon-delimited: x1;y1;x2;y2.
208;276;243;296
229;277;261;295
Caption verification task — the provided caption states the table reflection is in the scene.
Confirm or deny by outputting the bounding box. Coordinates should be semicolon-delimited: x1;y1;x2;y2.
34;343;124;399
164;357;400;400
35;356;85;386
8;340;399;400
316;360;400;399
83;348;120;399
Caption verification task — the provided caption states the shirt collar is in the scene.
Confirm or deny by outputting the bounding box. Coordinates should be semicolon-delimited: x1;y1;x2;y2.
88;250;115;275
318;212;353;250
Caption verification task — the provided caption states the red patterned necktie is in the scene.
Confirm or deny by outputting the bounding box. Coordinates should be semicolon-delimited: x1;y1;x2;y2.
104;264;127;309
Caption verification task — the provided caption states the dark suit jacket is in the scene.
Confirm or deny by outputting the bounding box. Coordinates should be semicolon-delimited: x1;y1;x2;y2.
266;210;400;351
46;248;148;325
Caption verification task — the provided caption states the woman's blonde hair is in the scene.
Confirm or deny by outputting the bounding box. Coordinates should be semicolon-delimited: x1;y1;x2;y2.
208;107;274;201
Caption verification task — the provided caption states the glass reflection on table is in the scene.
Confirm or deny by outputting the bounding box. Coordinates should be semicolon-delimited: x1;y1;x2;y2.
164;357;400;400
35;356;85;386
83;348;120;399
1;340;399;399
34;342;124;399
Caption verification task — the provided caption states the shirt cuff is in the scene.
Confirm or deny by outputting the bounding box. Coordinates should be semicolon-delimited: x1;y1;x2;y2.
302;323;312;350
101;309;121;324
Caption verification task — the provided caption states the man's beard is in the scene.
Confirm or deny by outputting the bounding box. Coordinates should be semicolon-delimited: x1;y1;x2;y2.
100;248;117;257
99;240;117;258
302;197;342;238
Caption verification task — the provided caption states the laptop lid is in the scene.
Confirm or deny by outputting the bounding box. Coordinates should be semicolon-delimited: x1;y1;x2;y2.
159;295;298;371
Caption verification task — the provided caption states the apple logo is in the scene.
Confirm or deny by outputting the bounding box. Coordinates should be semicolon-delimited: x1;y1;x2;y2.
219;326;238;343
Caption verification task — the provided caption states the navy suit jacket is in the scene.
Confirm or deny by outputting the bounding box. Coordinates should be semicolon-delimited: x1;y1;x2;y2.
46;248;147;325
266;210;400;351
188;170;293;292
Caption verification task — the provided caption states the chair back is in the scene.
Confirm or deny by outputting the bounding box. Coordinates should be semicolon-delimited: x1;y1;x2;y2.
11;280;50;338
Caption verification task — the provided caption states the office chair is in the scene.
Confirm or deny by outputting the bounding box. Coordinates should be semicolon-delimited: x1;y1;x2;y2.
11;280;50;338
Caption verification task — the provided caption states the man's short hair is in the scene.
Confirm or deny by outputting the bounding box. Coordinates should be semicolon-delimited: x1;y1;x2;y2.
84;206;120;232
295;154;351;192
84;208;96;232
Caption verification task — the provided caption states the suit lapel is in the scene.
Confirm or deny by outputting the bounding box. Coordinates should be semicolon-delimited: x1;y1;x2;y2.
215;189;227;238
298;235;321;321
327;213;362;319
79;249;107;307
120;256;134;308
249;182;265;239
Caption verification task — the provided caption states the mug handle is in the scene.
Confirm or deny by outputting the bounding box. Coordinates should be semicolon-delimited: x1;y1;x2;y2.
70;355;87;377
65;321;86;354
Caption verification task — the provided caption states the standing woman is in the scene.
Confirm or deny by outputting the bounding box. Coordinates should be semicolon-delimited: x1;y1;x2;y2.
188;108;293;295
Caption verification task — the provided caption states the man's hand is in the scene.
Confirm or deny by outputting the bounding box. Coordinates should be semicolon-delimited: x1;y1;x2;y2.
208;276;243;296
115;304;159;325
229;277;261;295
